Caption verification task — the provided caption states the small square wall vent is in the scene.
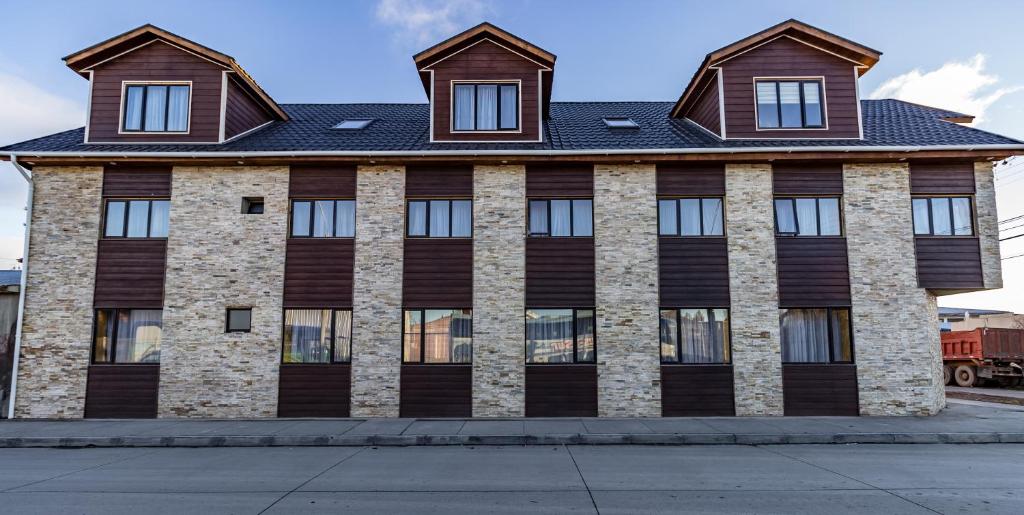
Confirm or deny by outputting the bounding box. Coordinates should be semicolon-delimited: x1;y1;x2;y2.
333;119;374;130
603;117;639;129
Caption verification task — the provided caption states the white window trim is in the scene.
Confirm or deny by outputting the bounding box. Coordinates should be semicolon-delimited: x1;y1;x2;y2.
448;80;523;134
751;76;829;132
117;80;194;135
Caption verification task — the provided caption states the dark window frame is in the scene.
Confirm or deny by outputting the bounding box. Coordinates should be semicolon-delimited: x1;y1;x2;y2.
779;306;855;365
657;197;726;237
659;307;732;365
451;82;520;132
773;196;844;237
289;199;357;238
524;307;597;365
225;308;253;333
755;79;825;129
279;308;353;364
912;196;975;237
401;308;473;365
91;308;162;365
527;198;594;237
102;198;170;239
405;199;473;239
121;83;191;133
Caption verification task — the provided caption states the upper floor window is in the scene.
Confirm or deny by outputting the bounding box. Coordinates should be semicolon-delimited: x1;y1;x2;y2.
282;309;352;363
403;309;473;364
774;197;842;236
756;80;824;129
658;198;724;236
913;197;973;236
122;83;190;133
660;308;731;364
104;199;169;238
408;199;472;238
780;307;853;363
93;308;162;364
453;83;519;131
291;200;356;238
525;308;595;364
529;199;593;237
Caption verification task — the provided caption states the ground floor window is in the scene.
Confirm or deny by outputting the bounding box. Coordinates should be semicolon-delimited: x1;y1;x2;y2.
525;308;596;364
282;309;352;363
780;308;853;363
93;309;162;363
403;309;472;363
660;308;730;364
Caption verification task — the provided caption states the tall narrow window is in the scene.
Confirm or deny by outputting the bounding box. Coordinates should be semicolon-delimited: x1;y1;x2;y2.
912;197;974;236
93;309;162;364
122;84;191;132
103;199;170;238
282;309;352;363
660;308;730;364
755;80;825;129
525;309;596;364
403;309;472;364
290;200;356;238
774;197;842;236
451;83;519;131
780;307;853;363
528;199;593;237
658;198;724;236
407;200;473;238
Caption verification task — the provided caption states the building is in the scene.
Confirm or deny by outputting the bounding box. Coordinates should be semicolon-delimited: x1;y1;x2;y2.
1;20;1019;420
939;307;1023;332
0;270;21;418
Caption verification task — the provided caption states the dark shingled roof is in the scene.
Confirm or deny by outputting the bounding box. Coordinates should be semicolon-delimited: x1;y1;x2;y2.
2;99;1020;154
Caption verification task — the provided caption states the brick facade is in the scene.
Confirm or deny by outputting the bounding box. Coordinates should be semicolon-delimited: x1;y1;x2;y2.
974;161;1003;289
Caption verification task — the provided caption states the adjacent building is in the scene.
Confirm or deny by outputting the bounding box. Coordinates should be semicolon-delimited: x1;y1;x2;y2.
2;20;1020;419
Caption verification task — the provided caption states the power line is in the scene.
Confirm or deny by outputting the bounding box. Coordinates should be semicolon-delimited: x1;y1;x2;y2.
1000;233;1024;242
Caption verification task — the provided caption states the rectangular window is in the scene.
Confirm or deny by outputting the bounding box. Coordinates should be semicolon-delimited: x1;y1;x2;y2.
780;307;853;363
525;308;596;364
226;308;252;333
452;83;519;131
528;199;593;237
103;199;170;238
402;309;472;364
659;308;730;364
122;84;190;132
774;197;842;236
912;197;974;236
657;198;724;236
282;309;352;363
755;80;825;129
92;309;162;364
290;200;356;237
406;200;473;238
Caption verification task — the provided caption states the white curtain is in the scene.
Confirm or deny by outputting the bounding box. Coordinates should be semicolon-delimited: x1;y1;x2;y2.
454;85;475;130
930;198;952;235
144;85;167;131
572;200;593;236
149;200;170;238
313;200;335;237
124;87;144;130
530;200;549;235
336;200;356;237
451;200;472;237
818;198;841;235
701;198;724;235
499;85;517;129
796;198;818;235
780;308;830;362
429;200;450;237
526;309;573;363
912;199;930;235
115;309;162;363
292;201;311;236
476;85;498;130
952;197;973;235
105;201;126;237
166;85;189;131
658;200;677;235
334;310;352;362
680;199;701;235
283;309;331;363
775;199;796;234
126;200;150;237
407;201;427;236
550;200;571;236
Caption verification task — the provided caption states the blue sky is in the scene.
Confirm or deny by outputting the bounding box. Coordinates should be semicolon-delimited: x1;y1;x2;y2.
2;0;1024;309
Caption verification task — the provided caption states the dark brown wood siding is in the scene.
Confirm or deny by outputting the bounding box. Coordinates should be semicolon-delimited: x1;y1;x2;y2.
224;77;273;139
915;237;985;289
102;167;172;197
720;36;860;139
910;162;976;194
406;165;474;197
400;365;472;417
88;40;225;143
661;365;735;416
284;239;354;308
289;166;356;198
525;365;598;417
776;238;851;307
403;239;473;308
783;364;859;416
525;238;595;307
656;164;725;196
84;364;159;418
772;164;844;195
685;75;722;137
94;239;167;309
428;40;543;142
526;164;594;197
658;239;730;307
277;364;351;417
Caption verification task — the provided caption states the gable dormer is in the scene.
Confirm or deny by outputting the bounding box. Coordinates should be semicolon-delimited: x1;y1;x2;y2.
414;23;555;143
672;19;881;140
64;24;287;144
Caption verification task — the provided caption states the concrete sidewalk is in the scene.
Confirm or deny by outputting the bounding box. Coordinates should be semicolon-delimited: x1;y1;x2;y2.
1;403;1022;448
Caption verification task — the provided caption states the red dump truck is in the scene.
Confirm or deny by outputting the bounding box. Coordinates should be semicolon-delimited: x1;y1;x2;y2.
942;328;1024;387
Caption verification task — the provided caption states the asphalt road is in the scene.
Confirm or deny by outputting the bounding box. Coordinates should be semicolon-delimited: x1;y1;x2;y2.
1;444;1022;514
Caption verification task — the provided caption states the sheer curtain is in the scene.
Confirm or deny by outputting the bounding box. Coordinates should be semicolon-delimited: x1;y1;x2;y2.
313;200;335;237
659;310;678;362
334;310;352;362
149;200;170;238
550;200;571;236
680;199;701;235
780;308;829;362
702;199;724;235
454;85;474;130
912;199;930;234
775;199;797;234
115;309;162;363
451;200;472;237
429;200;450;237
530;200;549;234
952;198;972;235
124;87;144;130
144;85;168;131
658;200;677;235
408;201;427;236
795;198;818;235
105;201;126;237
930;198;952;235
499;85;517;129
526;309;573;363
679;309;711;363
818;198;841;235
127;200;150;237
166;85;189;131
336;200;356;237
283;309;331;363
572;200;593;236
476;85;498;130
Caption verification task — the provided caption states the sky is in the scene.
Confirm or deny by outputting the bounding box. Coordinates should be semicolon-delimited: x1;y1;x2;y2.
2;0;1024;310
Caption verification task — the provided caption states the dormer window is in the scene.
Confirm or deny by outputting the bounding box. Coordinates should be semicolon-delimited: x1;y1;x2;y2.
755;79;825;129
122;83;191;133
452;82;519;131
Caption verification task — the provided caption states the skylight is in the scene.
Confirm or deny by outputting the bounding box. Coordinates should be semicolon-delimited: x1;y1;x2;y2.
333;119;374;130
603;117;639;129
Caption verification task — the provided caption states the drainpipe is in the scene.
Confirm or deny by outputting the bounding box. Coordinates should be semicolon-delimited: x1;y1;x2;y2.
6;154;32;419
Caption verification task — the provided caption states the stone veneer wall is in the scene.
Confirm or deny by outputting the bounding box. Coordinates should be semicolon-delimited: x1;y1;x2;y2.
14;167;103;418
974;161;1003;289
845;163;944;415
593;164;662;417
159;166;288;418
725;164;784;416
472;165;526;417
350;165;405;417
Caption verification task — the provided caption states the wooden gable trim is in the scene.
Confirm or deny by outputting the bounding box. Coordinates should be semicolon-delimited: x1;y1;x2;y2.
413;22;555;68
418;37;553;71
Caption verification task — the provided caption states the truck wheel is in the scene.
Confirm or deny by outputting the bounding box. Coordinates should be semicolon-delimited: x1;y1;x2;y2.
943;365;953;386
954;365;978;387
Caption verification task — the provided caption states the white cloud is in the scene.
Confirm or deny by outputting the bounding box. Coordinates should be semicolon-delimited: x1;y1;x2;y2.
870;54;1021;125
375;0;491;46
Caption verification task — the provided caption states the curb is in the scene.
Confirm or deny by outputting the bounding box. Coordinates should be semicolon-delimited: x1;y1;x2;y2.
1;432;1022;448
